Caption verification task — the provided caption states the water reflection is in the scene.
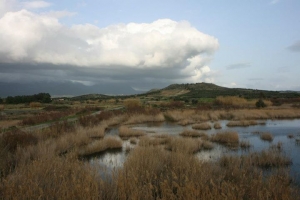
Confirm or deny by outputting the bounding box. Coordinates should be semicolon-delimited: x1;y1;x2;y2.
91;119;300;184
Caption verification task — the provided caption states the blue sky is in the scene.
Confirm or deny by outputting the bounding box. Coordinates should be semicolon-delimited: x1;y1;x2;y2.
0;0;299;96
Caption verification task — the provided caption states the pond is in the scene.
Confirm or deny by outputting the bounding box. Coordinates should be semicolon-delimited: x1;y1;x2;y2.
89;119;300;184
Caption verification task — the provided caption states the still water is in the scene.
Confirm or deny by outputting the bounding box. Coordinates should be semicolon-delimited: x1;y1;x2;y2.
90;119;300;183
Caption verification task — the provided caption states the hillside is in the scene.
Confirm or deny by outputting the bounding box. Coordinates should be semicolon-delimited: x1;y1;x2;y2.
146;82;300;99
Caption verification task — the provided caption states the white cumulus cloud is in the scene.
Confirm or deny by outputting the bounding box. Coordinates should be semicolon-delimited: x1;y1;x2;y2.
0;5;219;85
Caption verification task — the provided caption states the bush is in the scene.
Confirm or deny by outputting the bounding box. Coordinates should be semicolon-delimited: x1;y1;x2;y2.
256;99;266;108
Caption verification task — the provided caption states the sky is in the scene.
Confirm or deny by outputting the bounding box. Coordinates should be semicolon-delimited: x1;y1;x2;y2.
0;0;299;96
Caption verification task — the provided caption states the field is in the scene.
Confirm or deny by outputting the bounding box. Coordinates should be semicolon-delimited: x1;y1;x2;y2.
1;93;300;199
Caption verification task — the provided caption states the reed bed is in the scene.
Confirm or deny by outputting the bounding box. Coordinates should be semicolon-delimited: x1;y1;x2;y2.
227;120;258;127
213;122;222;129
192;122;211;130
211;131;239;147
165;138;204;154
124;113;165;124
240;140;251;149
78;136;122;157
260;132;274;142
179;130;208;138
138;136;170;147
117;146;297;200
118;126;145;138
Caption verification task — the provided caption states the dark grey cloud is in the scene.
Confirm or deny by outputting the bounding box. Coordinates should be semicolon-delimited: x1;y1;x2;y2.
226;63;251;70
287;41;300;52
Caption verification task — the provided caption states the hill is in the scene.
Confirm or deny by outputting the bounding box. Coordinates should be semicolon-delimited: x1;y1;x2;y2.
144;82;300;100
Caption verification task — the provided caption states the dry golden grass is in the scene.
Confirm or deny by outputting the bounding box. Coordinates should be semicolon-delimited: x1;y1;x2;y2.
123;99;141;109
138;136;170;147
211;131;239;147
179;129;207;138
129;137;138;144
192;122;211;130
0;120;21;129
1;156;116;199
85;124;106;138
78;136;122;157
177;118;195;126
117;146;297;200
118;126;145;138
213;122;222;129
0;104;4;111
227;120;258;127
165;137;204;154
164;110;195;122
124;113;165;124
248;149;291;167
29;102;41;108
215;96;249;107
260;132;274;142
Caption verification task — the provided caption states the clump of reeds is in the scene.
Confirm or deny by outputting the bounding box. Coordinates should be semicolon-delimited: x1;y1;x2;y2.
260;132;273;142
240;140;251;149
138;136;170;147
211;131;239;147
130;138;138;145
165;137;203;154
287;134;294;139
192;122;211;130
248;149;292;168
179;130;207;138
78;136;122;157
213;122;222;129
1;156;112;199
227;120;258;127
201;140;214;150
85;125;106;138
118;126;145;138
124;113;165;124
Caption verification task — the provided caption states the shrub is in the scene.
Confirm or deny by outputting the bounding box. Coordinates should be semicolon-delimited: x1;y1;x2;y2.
256;99;267;108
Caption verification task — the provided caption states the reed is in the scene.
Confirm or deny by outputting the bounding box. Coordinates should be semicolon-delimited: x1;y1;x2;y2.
192;122;211;130
179;130;207;138
78;136;122;157
118;126;145;138
227;120;258;127
213;122;222;129
211;131;239;147
260;132;273;142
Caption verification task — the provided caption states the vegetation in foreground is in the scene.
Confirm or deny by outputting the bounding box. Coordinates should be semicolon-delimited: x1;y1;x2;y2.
1;91;300;199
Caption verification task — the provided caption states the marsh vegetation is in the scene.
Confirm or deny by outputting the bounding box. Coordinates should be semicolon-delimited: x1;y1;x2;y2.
1;94;300;199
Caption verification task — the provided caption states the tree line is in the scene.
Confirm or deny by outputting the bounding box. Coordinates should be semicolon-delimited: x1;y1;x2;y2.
3;93;51;104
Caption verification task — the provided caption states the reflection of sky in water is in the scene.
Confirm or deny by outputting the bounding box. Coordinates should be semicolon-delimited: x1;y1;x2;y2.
98;119;300;184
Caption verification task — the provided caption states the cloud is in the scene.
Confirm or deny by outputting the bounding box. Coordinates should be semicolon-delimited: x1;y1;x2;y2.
21;1;51;9
0;8;219;86
287;41;300;52
226;62;251;70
